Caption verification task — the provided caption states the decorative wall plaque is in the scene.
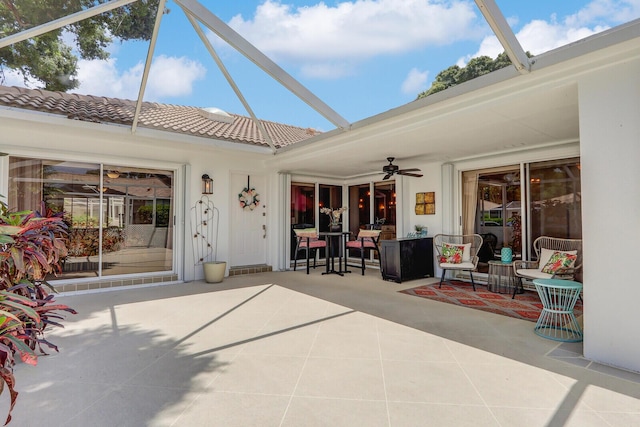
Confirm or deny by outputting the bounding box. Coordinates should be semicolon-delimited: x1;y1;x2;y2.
415;192;435;215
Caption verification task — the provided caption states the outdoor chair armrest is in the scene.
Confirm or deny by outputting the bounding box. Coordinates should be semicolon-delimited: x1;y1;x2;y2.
471;255;479;268
513;260;538;275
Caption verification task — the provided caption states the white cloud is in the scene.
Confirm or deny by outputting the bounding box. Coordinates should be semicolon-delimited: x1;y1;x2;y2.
1;68;38;87
224;0;481;77
72;55;206;102
401;68;429;94
465;0;639;64
146;55;207;98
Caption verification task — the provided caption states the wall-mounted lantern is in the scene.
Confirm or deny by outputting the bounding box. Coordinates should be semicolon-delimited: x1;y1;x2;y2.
202;174;213;194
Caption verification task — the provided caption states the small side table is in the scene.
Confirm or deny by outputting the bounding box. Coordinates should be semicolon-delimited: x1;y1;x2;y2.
487;260;522;295
532;279;583;342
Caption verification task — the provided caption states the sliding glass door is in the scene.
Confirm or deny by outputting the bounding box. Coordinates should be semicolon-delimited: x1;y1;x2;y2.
463;157;581;263
8;158;175;279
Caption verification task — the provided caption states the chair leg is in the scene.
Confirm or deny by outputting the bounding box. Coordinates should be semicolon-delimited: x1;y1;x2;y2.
439;269;446;288
360;247;365;275
306;247;310;274
512;277;522;299
469;271;476;291
375;246;383;277
293;240;300;271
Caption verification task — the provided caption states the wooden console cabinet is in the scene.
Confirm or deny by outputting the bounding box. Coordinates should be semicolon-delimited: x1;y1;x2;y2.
381;237;434;283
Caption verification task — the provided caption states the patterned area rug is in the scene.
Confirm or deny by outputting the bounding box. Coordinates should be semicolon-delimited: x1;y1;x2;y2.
400;280;583;322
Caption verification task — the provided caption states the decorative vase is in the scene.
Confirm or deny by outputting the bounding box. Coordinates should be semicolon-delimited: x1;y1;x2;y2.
330;224;341;232
203;261;226;283
501;247;513;263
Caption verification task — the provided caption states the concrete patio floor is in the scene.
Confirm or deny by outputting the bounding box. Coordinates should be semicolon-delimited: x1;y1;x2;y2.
2;269;640;426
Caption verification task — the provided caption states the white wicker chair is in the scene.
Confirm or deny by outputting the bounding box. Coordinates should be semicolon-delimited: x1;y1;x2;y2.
433;234;483;291
512;236;583;298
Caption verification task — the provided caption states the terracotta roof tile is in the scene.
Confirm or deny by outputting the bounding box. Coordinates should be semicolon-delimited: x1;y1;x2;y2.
0;85;320;149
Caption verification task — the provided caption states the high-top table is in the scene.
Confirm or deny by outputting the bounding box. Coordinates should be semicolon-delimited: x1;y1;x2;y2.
319;231;351;276
532;278;583;342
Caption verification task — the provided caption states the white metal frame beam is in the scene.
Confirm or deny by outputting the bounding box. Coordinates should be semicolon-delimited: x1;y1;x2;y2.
0;0;138;49
174;0;351;130
474;0;531;74
180;6;278;153
131;0;167;133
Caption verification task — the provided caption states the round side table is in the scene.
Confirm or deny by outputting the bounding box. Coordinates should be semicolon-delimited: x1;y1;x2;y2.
532;278;583;342
487;260;522;295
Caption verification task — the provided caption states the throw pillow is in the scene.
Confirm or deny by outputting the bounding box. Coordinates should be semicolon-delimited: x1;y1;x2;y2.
538;248;577;271
541;251;578;274
440;242;464;264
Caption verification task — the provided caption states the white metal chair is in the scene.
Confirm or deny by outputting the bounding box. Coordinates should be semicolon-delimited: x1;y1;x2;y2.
433;234;483;290
512;236;582;298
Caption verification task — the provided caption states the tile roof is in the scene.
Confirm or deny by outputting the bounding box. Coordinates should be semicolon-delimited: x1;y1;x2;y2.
0;85;321;149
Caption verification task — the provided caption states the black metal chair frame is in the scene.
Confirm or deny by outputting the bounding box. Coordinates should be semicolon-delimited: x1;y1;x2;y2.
346;230;383;276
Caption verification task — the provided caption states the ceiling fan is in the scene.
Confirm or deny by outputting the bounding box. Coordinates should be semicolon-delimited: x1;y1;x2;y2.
382;157;423;180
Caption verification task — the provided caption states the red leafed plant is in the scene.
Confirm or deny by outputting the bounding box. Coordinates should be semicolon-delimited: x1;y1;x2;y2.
0;199;76;425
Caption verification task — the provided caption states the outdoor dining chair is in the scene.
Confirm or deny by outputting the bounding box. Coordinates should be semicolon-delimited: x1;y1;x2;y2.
293;228;327;274
433;234;483;290
345;229;382;276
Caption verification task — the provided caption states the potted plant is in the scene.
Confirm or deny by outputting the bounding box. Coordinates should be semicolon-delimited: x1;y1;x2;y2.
414;225;428;237
320;206;347;231
0;198;76;424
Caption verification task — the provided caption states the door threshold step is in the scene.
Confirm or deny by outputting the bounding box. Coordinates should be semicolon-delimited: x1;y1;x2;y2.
229;264;272;276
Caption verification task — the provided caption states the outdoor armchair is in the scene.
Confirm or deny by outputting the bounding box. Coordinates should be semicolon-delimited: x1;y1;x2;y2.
433;234;483;291
512;236;583;298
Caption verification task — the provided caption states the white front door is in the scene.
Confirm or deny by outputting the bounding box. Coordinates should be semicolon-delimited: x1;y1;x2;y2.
230;172;267;266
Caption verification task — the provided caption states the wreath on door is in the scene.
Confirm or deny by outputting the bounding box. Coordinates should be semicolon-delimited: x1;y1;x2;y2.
238;187;260;210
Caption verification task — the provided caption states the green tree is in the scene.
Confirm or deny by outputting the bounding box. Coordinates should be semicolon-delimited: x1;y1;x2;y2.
0;0;167;91
417;51;533;99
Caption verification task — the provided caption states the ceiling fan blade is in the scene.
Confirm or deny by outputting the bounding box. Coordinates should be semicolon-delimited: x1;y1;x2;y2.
397;168;421;173
398;172;423;178
383;173;392;180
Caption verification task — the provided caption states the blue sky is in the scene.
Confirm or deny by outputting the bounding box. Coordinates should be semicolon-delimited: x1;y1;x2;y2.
5;0;640;130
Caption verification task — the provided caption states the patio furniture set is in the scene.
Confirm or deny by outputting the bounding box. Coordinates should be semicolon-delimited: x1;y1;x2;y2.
434;233;583;342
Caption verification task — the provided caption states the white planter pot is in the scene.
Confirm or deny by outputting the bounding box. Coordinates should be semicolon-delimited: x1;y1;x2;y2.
203;261;226;283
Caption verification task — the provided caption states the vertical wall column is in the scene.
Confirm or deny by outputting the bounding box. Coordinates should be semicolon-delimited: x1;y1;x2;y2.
579;60;640;373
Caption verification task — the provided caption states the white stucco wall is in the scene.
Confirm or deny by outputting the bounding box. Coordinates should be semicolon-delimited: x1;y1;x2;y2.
405;163;443;238
0;113;276;282
578;58;640;373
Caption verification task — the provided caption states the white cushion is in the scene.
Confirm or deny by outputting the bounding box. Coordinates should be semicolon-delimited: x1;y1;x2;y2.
516;268;553;280
460;243;472;262
538;248;577;271
440;261;475;269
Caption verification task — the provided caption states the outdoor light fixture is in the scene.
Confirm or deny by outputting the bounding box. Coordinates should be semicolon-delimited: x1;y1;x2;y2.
202;174;213;194
106;170;120;179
